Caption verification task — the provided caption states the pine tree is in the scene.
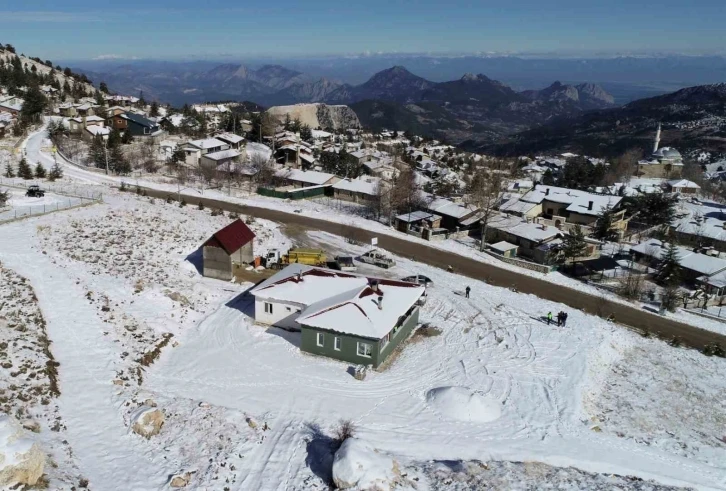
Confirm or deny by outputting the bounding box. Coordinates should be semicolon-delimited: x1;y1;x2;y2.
17;158;33;180
150;101;159;117
89;136;108;170
656;243;682;287
109;145;130;175
48;161;63;181
0;189;8;207
99;81;109;94
561;225;588;266
34;162;46;179
593;207;619;242
121;130;134;144
108;128;122;148
4;163;15;178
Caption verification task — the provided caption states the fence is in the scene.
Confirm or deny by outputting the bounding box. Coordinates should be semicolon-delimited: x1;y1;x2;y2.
257;185;330;200
483;249;557;274
0;177;103;200
0;196;100;224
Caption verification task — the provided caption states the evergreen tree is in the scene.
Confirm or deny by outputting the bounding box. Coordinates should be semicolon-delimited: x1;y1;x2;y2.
622;193;677;227
109;145;130;174
17;158;33;179
89;136;108;170
19;84;48;124
99;81;109;94
561;225;588;266
121;130;134;144
107;127;122;148
655;243;682;287
150;101;160;117
0;189;8;208
593;207;619;242
169;148;186;166
34;162;46;179
4;163;15;178
94;89;105;107
48;161;63;181
300;124;313;144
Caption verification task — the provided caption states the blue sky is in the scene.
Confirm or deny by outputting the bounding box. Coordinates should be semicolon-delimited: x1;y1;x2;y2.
0;0;724;60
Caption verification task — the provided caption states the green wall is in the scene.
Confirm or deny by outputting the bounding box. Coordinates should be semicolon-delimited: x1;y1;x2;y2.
300;306;420;368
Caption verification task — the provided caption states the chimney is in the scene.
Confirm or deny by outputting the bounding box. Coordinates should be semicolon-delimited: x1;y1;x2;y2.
653;123;661;153
370;281;379;292
545;188;550;196
377;295;383;310
297;272;303;282
588;201;594;211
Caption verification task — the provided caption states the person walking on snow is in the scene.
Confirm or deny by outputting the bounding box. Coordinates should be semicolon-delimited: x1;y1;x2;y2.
547;312;553;325
562;312;568;327
556;312;563;326
465;286;471;298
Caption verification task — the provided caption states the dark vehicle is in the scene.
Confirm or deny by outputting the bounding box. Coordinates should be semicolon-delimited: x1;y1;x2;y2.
25;185;45;198
334;256;357;272
401;274;434;287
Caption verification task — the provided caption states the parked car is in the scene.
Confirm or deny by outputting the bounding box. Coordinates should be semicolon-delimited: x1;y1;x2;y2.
357;249;396;269
25;185;45;198
334;256;357;272
401;274;434;287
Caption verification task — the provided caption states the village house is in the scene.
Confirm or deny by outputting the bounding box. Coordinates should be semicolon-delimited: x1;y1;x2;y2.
666;179;701;194
200;149;242;171
631;239;726;299
394;211;447;240
276;168;339;188
275;142;315;168
0;96;23;117
671;205;726;253
215;132;245;150
485;214;565;263
68;115;105;134
250;264;425;368
82;125;111;142
331;176;381;203
426;197;482;233
182;138;230;167
201;219;256;281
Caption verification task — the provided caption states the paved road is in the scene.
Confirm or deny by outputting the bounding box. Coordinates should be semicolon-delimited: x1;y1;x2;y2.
23;127;723;351
138;186;726;351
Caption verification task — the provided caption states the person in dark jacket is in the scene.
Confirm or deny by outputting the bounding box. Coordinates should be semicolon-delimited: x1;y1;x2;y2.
465;286;471;298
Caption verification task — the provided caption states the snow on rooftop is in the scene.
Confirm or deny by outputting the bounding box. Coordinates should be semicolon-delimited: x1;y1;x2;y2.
631;239;726;276
428;198;477;219
203;149;241;161
215;132;244;144
333;177;380;195
187;138;227;150
667;179;701;189
276;168;335;185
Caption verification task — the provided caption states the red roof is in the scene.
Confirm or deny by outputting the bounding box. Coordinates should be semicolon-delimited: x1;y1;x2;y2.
204;219;255;254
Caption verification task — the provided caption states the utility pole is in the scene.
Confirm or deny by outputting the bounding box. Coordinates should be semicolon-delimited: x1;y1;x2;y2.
104;140;109;175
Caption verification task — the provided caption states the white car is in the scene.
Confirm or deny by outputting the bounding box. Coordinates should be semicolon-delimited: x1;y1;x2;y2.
357;249;396;269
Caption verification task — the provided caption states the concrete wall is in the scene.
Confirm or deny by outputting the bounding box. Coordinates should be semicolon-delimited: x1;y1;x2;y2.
202;245;232;280
637;163;682;179
254;298;303;330
232;242;254;265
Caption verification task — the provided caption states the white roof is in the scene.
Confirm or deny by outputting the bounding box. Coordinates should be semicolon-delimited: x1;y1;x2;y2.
85;126;110;136
667;179;701;189
311;129;332;139
488;214;561;242
187;138;227;150
333;177;380;195
72;115;104;123
631;239;726;277
428;198;477;219
276;168;335;185
216;132;245;144
490;241;519;253
522;186;622;216
499;197;539;215
203;149;241;161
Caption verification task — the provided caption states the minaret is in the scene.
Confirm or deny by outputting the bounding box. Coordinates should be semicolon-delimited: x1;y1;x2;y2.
653;123;661;153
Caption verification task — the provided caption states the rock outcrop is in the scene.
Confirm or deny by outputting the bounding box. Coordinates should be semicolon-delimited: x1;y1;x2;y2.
131;406;165;438
0;416;45;487
266;103;361;130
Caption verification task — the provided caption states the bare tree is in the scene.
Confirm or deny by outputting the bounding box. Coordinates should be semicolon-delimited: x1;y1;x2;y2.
365;180;390;221
251;152;275;188
389;167;425;216
466;168;504;251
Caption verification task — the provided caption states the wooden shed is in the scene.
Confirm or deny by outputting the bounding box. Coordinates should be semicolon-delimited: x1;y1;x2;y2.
202;219;256;280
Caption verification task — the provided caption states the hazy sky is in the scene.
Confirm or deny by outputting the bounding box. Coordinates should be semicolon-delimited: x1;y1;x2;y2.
1;0;724;60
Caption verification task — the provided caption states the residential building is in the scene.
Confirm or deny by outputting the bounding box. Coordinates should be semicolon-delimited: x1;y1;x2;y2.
0;96;23;116
250;264;424;368
82;125;111;142
202;219;256;281
201;149;242;171
666;179;701;194
331;177;381;203
426;197;482;232
215;132;245;149
68;115;105;134
485;214;565;263
276;168;339;188
182;138;230;167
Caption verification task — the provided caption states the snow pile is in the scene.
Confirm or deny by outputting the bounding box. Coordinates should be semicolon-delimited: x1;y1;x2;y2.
131;406;165;438
0;415;45;487
246;142;272;162
332;438;400;490
426;387;502;423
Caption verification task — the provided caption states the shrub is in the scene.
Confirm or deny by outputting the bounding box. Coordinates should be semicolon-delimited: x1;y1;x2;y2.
179;198;187;208
198;201;204;210
166;195;173;204
703;342;725;357
120;181;127;192
416;325;442;337
211;208;224;217
229;211;239;219
332;419;356;445
136;185;142;195
669;336;682;348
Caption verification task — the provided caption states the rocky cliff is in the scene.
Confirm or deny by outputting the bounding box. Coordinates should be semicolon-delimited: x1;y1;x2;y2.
266;103;361;130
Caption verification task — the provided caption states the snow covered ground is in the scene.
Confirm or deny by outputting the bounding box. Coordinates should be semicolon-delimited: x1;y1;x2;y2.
2;126;724;489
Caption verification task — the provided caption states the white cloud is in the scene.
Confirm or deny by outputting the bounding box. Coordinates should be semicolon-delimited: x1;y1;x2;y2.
0;11;102;23
93;54;139;61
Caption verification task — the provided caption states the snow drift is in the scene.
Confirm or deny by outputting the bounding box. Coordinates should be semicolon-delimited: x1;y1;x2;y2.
426;386;502;423
0;415;45;487
332;438;399;490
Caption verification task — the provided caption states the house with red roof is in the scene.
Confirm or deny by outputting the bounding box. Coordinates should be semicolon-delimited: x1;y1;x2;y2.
250;264;425;367
202;219;256;280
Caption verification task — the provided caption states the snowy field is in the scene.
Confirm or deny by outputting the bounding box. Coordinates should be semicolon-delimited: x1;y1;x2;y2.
0;186;90;222
1;127;723;489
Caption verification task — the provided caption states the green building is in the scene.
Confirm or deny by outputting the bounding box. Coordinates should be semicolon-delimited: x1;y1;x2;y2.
250;264;425;368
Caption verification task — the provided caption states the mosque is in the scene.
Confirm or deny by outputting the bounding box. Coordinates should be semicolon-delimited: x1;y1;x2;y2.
637;123;684;178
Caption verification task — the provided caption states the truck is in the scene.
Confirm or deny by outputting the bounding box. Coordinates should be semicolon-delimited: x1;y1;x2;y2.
263;248;327;269
25;185;45;198
357;249;396;269
334;256;357;272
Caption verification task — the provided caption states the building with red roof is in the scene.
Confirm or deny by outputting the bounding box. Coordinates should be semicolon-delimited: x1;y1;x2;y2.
202;219;256;280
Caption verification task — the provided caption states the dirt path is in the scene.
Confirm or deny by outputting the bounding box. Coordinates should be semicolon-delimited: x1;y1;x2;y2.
138;186;726;350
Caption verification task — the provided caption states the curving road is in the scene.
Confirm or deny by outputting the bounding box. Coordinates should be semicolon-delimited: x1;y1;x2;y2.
24;127;726;351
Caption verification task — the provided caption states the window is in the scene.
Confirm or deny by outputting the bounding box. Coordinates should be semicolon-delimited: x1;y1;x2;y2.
357;342;372;358
334;337;341;351
264;302;273;314
317;333;325;347
380;333;390;350
286;307;292;312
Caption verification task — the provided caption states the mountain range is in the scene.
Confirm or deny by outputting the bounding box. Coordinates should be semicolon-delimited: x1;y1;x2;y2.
482;83;726;158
